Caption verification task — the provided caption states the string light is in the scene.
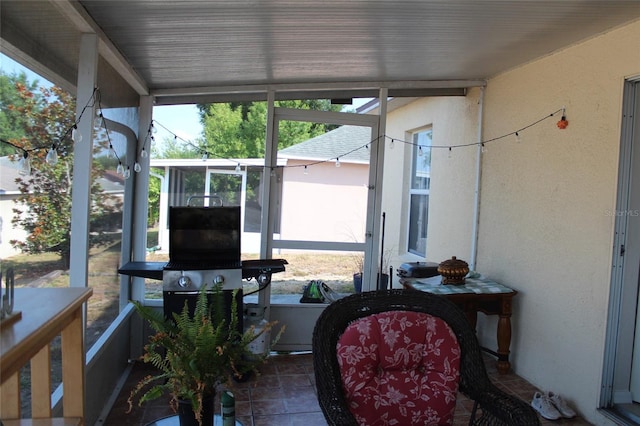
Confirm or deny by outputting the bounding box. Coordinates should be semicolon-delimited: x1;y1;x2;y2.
46;145;58;165
151;106;563;175
515;131;522;143
385;107;566;153
71;125;82;143
234;163;241;172
304;165;309;175
94;111;103;128
2;103;565;179
19;152;31;175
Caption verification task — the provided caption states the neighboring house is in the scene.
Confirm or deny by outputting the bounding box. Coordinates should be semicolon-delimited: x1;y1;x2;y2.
278;125;371;245
150;125;371;253
0;156;27;258
372;19;640;424
0;156;125;259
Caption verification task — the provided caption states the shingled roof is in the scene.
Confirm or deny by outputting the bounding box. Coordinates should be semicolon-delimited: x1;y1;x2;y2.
278;125;372;164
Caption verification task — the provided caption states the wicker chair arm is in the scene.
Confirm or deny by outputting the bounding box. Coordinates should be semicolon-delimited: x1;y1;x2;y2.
467;383;540;425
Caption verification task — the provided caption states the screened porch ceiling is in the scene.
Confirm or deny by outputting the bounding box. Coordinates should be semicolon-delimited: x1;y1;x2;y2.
2;1;640;107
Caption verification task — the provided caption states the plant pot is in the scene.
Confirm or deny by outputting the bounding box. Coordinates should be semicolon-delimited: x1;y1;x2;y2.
177;394;215;426
353;273;363;293
377;273;389;290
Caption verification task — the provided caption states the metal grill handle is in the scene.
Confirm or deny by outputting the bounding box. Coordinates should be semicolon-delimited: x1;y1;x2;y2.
186;195;223;207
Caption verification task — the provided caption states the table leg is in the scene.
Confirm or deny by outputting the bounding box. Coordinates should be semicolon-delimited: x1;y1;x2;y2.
496;296;514;374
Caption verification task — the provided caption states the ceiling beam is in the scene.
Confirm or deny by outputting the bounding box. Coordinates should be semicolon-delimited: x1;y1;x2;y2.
50;0;149;96
152;79;485;97
151;80;483;104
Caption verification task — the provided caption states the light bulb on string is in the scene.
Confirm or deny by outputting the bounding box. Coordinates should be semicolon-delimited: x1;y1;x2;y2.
303;165;309;175
94;112;103;128
448;147;452;159
108;144;115;159
235;163;241;172
116;162;124;175
134;162;142;173
270;168;276;177
390;139;395;150
123;166;131;179
151;123;157;134
515;131;522;143
19;151;31;175
71;125;82;143
140;146;148;158
418;146;423;157
202;152;208;161
335;157;341;168
481;143;487;154
46;145;58;165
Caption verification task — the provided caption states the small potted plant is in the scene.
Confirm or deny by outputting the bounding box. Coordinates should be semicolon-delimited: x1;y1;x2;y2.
127;284;283;426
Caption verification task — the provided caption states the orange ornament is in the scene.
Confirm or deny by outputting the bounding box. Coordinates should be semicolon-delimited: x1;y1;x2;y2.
557;116;569;129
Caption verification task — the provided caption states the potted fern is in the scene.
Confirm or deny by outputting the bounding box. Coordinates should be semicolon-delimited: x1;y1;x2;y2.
127;284;283;426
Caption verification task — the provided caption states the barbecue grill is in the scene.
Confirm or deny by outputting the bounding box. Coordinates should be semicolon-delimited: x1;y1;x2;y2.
161;206;286;331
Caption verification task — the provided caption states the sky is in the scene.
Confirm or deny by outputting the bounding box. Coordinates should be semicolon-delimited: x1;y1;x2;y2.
1;53;371;150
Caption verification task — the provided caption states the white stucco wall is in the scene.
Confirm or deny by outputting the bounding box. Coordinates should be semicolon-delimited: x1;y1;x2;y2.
280;159;369;244
474;20;640;425
0;196;25;259
381;19;640;425
382;91;480;269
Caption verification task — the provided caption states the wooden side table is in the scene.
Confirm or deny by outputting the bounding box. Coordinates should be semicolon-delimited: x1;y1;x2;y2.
0;287;92;425
400;276;516;374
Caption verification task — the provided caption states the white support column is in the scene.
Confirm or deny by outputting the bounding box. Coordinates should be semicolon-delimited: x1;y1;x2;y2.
363;89;388;291
131;96;154;303
69;33;98;289
258;91;276;315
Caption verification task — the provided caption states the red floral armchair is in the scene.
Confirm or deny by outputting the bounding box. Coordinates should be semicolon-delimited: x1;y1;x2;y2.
312;289;540;426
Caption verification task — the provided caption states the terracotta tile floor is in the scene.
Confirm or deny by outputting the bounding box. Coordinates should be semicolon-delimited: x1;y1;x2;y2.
101;352;592;426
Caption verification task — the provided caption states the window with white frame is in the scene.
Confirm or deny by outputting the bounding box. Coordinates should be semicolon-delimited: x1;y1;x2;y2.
408;128;432;257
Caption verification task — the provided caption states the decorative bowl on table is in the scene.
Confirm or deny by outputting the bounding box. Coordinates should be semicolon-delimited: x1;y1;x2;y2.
438;256;469;285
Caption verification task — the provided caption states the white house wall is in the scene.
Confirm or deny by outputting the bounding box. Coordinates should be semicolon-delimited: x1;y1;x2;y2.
382;91;481;267
280;159;369;245
380;19;640;425
475;20;640;425
0;195;26;259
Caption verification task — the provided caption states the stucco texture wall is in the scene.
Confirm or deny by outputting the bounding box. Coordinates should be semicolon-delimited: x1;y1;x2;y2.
383;91;480;268
280;159;369;243
475;20;640;424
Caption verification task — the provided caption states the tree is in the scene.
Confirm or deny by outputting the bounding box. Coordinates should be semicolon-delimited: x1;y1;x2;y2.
0;71;40;156
2;71;120;267
197;100;343;159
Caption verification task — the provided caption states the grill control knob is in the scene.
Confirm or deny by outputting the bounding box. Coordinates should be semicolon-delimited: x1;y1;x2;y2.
178;274;192;288
213;275;225;285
